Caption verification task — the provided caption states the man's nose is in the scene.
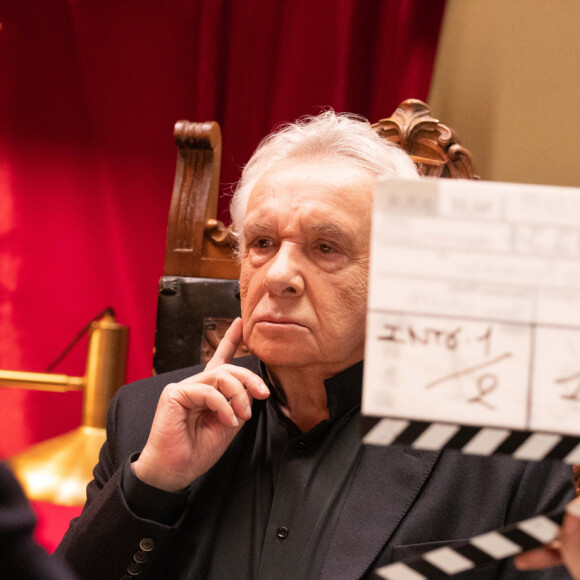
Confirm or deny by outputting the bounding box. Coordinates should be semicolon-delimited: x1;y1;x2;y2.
262;243;304;297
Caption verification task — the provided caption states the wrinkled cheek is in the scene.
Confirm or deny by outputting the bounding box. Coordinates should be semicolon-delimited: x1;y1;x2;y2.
239;283;248;315
337;279;368;312
238;270;259;348
242;326;273;360
238;268;250;312
333;279;368;346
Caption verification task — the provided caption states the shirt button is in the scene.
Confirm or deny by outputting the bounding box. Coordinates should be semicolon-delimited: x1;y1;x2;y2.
276;526;289;540
139;538;155;552
134;550;148;564
127;562;142;575
295;441;307;454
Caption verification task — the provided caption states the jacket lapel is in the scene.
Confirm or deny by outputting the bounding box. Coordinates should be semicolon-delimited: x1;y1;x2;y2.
319;440;440;579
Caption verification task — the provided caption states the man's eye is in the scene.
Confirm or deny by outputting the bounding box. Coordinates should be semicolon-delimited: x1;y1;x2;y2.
317;242;336;254
249;238;273;250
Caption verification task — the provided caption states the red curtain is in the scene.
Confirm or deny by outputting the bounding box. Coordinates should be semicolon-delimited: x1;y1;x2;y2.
0;0;446;549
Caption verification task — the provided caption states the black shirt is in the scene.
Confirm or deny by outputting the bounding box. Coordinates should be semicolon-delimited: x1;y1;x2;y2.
123;361;365;580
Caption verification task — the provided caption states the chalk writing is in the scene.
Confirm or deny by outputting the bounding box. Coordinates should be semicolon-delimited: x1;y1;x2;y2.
378;324;461;350
556;370;580;401
476;326;493;357
468;374;498;410
425;352;512;410
378;324;493;357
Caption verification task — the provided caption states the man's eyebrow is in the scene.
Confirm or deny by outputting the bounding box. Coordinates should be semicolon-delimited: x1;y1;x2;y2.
310;222;351;243
243;222;275;238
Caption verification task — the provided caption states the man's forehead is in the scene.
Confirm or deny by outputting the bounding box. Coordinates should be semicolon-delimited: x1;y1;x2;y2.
247;169;373;214
242;160;373;238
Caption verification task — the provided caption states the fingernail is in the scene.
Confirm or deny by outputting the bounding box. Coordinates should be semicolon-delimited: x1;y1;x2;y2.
231;415;239;427
244;404;252;420
259;383;270;395
566;503;580;518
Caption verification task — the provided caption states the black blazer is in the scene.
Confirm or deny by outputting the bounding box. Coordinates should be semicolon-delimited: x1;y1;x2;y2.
55;357;574;579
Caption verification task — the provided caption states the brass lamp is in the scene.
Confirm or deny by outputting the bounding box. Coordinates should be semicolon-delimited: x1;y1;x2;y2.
0;312;128;506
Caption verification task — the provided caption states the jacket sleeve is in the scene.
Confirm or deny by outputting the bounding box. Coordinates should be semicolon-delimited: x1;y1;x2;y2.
54;358;258;579
497;458;575;580
53;387;189;580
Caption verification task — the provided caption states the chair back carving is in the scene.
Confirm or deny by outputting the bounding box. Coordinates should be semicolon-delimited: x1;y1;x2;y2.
153;100;477;374
373;99;479;179
165;120;239;279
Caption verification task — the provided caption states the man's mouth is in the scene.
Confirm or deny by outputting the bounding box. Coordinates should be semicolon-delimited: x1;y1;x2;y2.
255;316;307;328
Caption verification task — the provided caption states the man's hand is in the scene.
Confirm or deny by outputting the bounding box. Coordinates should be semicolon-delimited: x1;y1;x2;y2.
132;318;270;491
515;497;580;579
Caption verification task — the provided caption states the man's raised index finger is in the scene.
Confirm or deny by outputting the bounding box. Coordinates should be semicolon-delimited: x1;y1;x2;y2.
205;317;244;371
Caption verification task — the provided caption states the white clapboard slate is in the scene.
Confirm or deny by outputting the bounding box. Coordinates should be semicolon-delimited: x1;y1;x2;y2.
362;178;580;578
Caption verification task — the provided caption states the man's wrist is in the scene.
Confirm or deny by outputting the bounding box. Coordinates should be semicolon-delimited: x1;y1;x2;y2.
131;456;189;493
123;456;189;525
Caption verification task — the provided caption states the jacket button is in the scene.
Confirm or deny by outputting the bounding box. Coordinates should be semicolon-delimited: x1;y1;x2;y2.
127;562;142;575
134;550;148;564
140;538;155;552
276;526;289;540
295;441;307;454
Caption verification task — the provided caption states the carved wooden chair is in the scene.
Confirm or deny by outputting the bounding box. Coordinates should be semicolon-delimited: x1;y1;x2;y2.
152;99;478;375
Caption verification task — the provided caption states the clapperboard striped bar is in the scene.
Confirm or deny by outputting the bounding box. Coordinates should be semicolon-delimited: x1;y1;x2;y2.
374;510;564;580
362;417;580;464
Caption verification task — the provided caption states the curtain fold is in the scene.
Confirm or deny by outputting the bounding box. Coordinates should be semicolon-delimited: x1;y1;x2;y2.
0;0;446;549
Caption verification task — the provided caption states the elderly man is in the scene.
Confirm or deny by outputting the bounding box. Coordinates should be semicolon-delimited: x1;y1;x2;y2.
56;112;574;579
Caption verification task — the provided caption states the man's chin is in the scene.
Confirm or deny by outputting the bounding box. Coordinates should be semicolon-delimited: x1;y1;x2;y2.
247;341;314;367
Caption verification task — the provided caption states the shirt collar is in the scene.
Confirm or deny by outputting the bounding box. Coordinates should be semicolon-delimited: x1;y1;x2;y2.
259;360;363;422
324;360;363;419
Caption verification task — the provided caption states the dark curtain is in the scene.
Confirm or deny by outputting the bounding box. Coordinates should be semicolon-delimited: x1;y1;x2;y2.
0;0;446;548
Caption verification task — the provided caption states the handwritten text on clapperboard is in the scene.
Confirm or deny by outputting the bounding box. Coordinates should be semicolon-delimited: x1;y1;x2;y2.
363;178;580;436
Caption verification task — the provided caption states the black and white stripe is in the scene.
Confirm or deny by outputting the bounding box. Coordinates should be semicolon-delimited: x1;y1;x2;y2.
374;511;564;579
362;418;580;464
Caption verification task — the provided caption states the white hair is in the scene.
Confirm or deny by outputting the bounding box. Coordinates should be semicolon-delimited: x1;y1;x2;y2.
230;110;418;248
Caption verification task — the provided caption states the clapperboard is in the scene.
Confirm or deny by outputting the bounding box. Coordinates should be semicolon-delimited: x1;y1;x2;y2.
362;178;580;579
